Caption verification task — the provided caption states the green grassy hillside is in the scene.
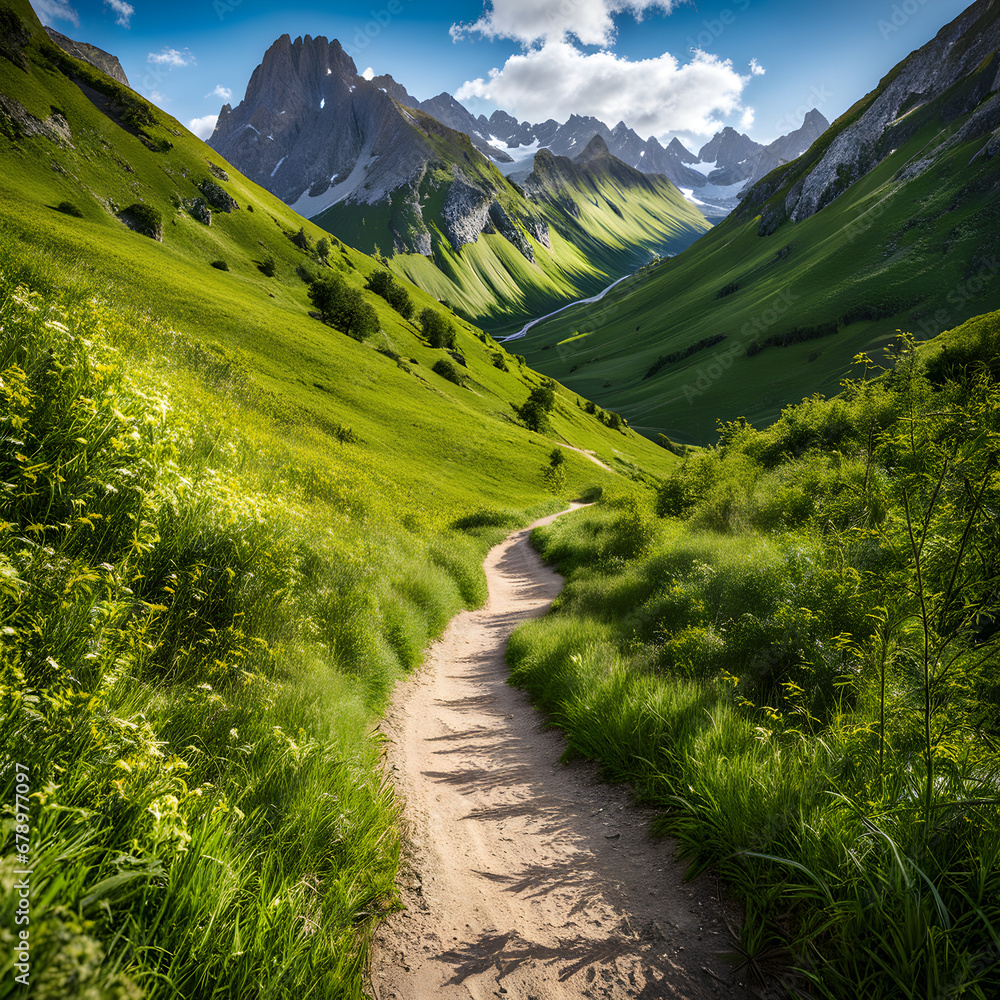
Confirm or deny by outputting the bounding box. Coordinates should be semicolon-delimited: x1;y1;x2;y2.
513;55;1000;444
509;312;1000;997
0;3;677;996
0;4;671;504
312;129;710;337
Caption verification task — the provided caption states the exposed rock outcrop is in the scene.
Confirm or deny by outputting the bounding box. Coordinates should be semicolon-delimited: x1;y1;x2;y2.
44;26;130;88
784;0;1000;222
0;93;72;145
185;198;212;225
197;178;238;212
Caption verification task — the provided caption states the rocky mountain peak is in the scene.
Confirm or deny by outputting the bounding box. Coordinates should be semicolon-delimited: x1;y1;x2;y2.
239;33;358;116
666;137;699;163
43;26;130;88
698;126;761;166
574;133;612;163
368;73;417;105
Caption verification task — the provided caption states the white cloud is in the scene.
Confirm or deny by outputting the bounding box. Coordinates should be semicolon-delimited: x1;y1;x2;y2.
188;114;218;139
740;107;755;129
31;0;79;27
103;0;134;28
207;84;232;100
150;90;169;105
362;66;375;81
457;43;752;138
148;47;195;68
749;57;765;76
451;0;678;47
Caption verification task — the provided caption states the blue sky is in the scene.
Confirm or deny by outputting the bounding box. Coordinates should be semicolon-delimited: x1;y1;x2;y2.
30;0;974;147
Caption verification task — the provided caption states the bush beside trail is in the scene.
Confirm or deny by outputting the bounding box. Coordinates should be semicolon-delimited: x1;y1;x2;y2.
507;318;1000;999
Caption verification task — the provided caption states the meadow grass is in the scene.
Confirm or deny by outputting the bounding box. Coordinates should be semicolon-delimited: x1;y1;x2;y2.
506;319;1000;998
0;233;617;995
0;122;672;997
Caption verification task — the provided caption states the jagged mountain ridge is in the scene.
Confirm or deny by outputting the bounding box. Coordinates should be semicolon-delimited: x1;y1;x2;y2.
409;103;829;218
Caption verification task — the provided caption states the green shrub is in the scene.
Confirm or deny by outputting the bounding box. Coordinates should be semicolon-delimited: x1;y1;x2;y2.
366;269;414;320
543;447;566;493
420;308;455;348
432;357;464;385
210;259;229;271
55;200;83;217
599;492;656;560
309;274;379;340
515;379;556;432
259;255;276;277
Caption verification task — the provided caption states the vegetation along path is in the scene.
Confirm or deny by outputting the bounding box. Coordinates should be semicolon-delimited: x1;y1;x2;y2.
370;505;748;1000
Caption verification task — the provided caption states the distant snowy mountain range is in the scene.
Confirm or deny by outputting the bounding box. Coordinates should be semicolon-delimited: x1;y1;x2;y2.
361;75;829;219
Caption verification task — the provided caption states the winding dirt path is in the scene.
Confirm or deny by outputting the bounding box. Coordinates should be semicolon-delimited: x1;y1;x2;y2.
369;506;749;1000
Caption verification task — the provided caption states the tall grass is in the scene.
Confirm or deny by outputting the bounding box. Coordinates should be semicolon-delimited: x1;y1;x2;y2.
507;325;1000;998
0;267;553;997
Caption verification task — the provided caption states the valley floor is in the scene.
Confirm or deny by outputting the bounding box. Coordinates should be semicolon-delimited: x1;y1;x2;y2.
369;507;747;1000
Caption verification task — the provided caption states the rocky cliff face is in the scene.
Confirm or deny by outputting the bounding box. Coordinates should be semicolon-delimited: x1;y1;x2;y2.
743;109;830;191
779;0;1000;222
43;27;129;87
209;34;543;258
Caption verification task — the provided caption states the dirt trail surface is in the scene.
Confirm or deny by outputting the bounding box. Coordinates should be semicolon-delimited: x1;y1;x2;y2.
370;506;749;1000
555;443;613;472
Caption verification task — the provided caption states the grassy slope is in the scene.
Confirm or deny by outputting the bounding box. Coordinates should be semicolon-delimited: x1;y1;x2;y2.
0;17;674;507
312;127;710;337
0;5;678;997
514;63;1000;444
506;312;1000;997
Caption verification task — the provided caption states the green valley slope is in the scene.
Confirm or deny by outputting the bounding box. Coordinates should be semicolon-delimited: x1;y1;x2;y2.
362;135;712;337
0;4;674;506
0;3;679;997
513;0;1000;444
